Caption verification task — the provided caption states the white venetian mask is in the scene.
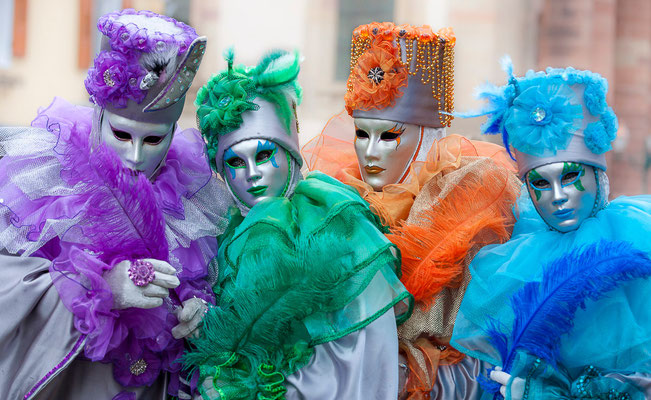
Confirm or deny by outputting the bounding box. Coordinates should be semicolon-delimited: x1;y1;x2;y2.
222;139;291;208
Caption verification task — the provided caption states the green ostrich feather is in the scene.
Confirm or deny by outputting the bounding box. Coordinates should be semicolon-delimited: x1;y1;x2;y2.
195;48;302;170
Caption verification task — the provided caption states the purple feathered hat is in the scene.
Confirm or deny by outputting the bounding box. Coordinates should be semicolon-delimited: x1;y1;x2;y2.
85;9;206;124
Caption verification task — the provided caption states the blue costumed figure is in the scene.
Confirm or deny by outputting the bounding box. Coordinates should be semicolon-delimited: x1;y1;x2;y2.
450;58;651;399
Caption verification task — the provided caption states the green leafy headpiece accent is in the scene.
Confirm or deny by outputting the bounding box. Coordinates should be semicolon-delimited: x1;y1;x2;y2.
195;48;302;168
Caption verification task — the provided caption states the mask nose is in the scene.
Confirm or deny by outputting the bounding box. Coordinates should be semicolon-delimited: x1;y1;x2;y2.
247;164;262;182
125;140;144;167
364;137;381;162
551;182;569;206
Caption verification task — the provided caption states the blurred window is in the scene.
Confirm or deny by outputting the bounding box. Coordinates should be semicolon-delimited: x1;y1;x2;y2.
91;0;123;57
0;0;15;68
335;0;394;81
164;0;190;25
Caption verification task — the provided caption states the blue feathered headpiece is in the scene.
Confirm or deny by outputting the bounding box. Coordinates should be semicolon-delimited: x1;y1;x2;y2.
463;57;618;162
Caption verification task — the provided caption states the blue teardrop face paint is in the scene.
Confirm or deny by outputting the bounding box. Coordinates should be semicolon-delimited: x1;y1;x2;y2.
526;162;598;232
223;147;242;180
222;139;290;208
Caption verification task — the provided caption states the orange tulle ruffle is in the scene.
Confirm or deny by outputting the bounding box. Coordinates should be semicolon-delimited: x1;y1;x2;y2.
387;160;519;305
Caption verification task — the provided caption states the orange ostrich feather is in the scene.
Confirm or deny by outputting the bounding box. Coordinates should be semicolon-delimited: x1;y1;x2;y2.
388;167;518;306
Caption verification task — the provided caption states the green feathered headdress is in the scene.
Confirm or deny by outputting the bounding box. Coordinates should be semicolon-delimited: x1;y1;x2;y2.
195;48;303;168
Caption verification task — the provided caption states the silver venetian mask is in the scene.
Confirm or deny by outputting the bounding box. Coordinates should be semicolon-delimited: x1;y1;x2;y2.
223;139;291;208
526;161;599;232
353;117;422;191
99;110;175;179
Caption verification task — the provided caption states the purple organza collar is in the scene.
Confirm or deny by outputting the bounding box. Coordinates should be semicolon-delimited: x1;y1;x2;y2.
151;128;213;219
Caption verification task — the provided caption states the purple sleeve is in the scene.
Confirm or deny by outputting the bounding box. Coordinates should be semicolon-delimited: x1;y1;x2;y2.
171;236;217;305
50;242;184;388
50;242;120;360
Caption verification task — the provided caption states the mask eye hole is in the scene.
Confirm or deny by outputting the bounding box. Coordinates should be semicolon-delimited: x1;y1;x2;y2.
355;129;369;139
143;135;165;145
530;179;551;190
256;150;274;164
561;171;580;186
112;129;132;142
225;157;246;169
380;131;400;141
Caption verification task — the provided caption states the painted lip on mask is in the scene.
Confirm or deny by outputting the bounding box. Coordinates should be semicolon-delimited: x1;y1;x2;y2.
553;208;575;220
364;165;385;174
247;185;268;197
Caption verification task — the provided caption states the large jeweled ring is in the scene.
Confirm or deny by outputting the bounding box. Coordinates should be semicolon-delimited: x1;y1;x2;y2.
128;260;155;287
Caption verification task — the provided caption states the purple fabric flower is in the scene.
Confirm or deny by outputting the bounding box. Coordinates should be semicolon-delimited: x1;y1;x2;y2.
85;50;146;108
112;339;163;387
129;28;150;52
97;8;198;56
110;25;134;54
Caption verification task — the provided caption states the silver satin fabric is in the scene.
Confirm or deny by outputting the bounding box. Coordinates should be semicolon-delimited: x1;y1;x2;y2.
285;307;399;400
429;357;651;399
0;253;166;399
34;358;166;400
430;355;491;400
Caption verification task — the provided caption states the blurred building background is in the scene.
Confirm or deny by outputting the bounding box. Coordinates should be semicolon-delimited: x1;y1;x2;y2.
0;0;649;196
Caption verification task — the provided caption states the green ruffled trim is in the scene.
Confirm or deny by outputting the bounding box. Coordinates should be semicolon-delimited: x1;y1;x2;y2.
185;171;410;399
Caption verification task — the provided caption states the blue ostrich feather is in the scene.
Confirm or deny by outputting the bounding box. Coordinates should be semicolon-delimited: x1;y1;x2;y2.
479;240;651;398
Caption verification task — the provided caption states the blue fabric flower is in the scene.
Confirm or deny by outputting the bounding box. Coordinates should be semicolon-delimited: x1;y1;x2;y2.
505;83;584;156
584;121;612;154
601;106;618;140
583;80;607;115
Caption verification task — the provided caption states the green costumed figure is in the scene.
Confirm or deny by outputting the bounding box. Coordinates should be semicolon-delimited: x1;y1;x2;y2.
183;49;413;400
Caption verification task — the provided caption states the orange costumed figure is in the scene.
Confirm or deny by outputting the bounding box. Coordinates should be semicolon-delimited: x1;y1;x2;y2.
302;22;521;399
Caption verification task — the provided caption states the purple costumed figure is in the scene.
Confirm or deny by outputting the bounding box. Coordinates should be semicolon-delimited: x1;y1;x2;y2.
0;9;233;400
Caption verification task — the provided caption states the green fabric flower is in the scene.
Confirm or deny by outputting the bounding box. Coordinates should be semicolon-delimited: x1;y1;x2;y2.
195;74;258;136
194;48;303;170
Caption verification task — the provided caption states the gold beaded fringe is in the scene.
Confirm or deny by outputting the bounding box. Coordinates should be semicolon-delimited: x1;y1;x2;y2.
348;30;455;127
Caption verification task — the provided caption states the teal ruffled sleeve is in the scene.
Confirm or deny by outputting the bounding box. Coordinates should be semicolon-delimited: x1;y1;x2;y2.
451;191;651;400
508;353;647;400
185;171;412;400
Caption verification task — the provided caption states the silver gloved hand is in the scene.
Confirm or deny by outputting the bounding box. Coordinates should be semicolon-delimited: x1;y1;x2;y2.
172;297;208;339
104;258;180;310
